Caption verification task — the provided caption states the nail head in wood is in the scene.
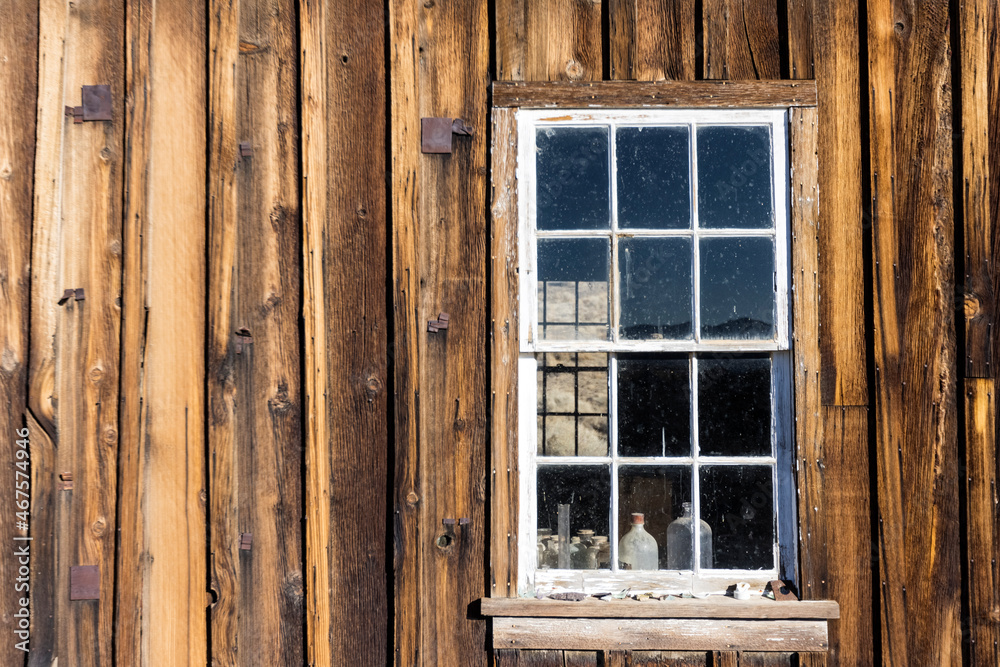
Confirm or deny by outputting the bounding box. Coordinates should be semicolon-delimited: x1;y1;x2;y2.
81;85;112;121
239;141;253;157
70;566;100;600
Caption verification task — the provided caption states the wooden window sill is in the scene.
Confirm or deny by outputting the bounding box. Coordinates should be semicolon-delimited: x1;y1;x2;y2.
481;597;838;652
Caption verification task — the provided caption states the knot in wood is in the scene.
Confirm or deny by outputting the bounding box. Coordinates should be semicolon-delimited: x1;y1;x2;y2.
406;491;419;506
103;426;118;445
565;59;585;80
91;516;107;537
965;294;980;318
89;365;104;383
0;163;12;180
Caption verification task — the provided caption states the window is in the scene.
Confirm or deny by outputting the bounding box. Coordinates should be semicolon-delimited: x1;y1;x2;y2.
515;108;797;595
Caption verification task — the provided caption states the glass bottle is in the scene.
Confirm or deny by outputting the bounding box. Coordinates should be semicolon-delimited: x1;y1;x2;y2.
618;513;659;571
666;502;713;569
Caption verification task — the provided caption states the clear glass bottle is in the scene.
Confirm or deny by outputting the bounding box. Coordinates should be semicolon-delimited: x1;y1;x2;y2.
618;513;659;571
666;502;713;569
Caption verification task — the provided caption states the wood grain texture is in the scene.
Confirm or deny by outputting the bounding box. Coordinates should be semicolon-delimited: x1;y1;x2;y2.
208;0;304;663
964;379;1000;665
702;0;781;80
604;650;628;667
565;650;601;666
631;651;709;666
609;0;696;81
495;0;602;82
814;0;866;405
494;618;829;651
867;0;960;662
27;412;55;667
29;1;126;663
391;0;490;663
495;648;521;667
492;80;817;108
491;108;519;598
785;0;814;79
962;0;995;377
0;4;36;663
480;597;840;619
300;0;388;662
118;3;208;665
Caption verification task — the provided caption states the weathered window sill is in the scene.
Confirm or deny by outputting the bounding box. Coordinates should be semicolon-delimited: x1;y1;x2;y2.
481;597;839;652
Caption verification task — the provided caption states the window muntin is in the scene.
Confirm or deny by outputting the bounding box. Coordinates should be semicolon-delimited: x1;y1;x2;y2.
516;108;794;595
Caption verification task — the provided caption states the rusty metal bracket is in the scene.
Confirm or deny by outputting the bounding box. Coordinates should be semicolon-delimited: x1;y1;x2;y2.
70;566;100;600
421;118;474;154
74;288;85;301
766;580;798;601
65;85;112;123
233;328;253;354
239;533;253;551
239;141;253;157
58;289;75;305
427;312;450;333
59;471;74;491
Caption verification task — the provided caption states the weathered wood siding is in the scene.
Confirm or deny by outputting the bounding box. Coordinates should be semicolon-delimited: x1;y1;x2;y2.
0;0;996;665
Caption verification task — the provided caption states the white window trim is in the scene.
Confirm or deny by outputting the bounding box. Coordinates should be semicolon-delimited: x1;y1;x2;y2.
514;108;796;597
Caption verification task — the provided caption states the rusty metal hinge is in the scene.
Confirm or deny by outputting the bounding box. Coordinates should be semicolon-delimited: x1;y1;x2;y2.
64;85;112;124
239;533;253;552
70;566;100;600
421;118;474;154
427;312;450;333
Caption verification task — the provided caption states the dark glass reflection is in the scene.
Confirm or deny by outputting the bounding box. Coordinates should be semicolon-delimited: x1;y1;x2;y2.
620;238;692;340
617;126;691;229
698;355;771;456
697;126;773;229
618;466;691;569
700;237;774;339
699;465;774;570
536;127;610;230
537;238;610;341
618;355;690;457
537;466;611;539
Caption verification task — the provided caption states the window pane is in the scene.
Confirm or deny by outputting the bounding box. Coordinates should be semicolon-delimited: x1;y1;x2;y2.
697;126;773;229
700;465;774;570
617;126;690;229
618;354;690;457
536;353;609;456
618;466;691;570
698;355;771;456
536;127;610;231
620;238;692;340
538;238;610;341
699;237;774;339
537;466;611;569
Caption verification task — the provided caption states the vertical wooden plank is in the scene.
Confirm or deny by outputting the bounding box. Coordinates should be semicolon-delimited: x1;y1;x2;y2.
609;0;697;81
496;648;522;667
604;650;628;667
785;0;814;79
0;4;36;662
208;0;304;663
791;108;873;665
565;650;600;666
962;0;994;378
300;0;388;662
867;0;960;662
491;108;519;599
29;1;126;664
965;379;1000;665
391;0;490;664
27;413;55;666
813;0;867;406
702;0;781;80
631;651;710;666
735;655;794;667
118;1;208;665
495;0;603;82
522;650;568;666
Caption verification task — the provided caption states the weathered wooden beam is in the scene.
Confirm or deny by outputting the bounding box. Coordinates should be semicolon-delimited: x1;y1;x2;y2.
118;1;208;665
495;0;602;82
300;0;389;662
631;651;710;666
609;0;697;81
702;0;781;80
207;0;304;663
391;0;490;663
480;597;841;619
492;80;817;109
786;0;814;80
0;5;36;662
494;618;829;652
867;0;960;661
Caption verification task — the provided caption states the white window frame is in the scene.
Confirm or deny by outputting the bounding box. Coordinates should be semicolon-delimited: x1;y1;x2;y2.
515;108;796;596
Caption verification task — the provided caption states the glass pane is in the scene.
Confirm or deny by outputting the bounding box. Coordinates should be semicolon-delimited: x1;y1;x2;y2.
536;126;610;231
617;126;691;229
698;355;771;456
537;466;611;569
699;237;775;339
537;353;609;456
537;238;610;341
699;465;775;570
697;125;773;229
618;466;691;570
620;238;692;340
618;354;690;457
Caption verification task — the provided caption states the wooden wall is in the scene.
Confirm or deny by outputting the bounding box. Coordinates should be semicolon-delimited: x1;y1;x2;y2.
0;0;995;666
